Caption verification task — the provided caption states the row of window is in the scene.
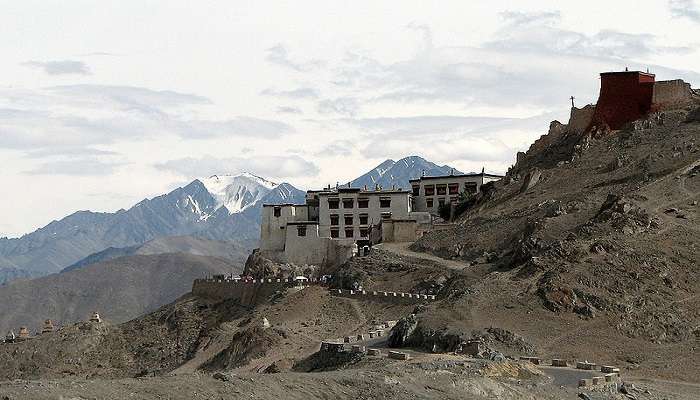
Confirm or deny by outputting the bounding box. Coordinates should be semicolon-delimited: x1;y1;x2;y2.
424;197;459;208
412;183;477;196
329;227;368;238
296;224;369;238
330;214;370;226
327;197;391;209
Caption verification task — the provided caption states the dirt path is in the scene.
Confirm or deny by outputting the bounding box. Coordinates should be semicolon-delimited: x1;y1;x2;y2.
376;242;470;270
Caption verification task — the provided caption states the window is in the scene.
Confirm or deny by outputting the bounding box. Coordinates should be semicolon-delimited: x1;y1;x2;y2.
381;212;392;220
342;198;354;208
426;198;434;208
359;214;368;225
450;196;459;203
273;207;281;217
328;198;339;209
379;197;391;208
436;184;447;195
345;228;354;238
412;186;420;196
330;228;339;238
297;225;307;237
358;198;369;208
448;183;459;195
424;185;435;196
360;228;368;237
438;198;445;207
465;183;478;194
330;214;339;226
344;215;353;225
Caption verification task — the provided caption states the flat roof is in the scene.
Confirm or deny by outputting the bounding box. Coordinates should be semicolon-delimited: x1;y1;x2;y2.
408;173;503;183
315;189;411;196
600;71;655;77
262;203;305;207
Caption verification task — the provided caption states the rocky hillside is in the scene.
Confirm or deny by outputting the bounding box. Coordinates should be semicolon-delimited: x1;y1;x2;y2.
0;252;243;333
408;105;700;381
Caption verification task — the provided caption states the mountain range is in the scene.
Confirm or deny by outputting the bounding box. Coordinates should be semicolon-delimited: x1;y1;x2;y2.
0;156;457;284
0;173;304;283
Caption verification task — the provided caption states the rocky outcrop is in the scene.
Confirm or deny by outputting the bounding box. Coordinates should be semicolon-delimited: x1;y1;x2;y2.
244;249;317;279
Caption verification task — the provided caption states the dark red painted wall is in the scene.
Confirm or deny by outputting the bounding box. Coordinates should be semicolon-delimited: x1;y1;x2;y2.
592;72;655;129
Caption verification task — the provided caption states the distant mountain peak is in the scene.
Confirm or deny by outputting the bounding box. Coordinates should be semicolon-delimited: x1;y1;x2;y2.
350;155;461;190
200;172;278;214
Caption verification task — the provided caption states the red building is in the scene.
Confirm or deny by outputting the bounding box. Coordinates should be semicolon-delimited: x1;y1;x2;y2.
592;71;656;130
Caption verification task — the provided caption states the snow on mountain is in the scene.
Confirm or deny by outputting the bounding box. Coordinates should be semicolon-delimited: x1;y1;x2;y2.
200;172;278;214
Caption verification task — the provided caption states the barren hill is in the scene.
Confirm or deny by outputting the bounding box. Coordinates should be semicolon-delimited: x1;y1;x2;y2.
0;252;242;333
408;106;700;382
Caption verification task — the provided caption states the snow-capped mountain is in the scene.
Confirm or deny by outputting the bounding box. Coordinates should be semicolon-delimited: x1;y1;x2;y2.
0;174;305;281
200;173;277;214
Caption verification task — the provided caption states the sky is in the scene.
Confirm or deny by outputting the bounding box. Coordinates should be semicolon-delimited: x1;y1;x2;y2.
1;0;699;237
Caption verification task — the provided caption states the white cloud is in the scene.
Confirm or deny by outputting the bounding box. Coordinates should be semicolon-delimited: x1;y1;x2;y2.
24;158;126;176
669;0;700;22
265;44;324;72
155;155;319;181
22;60;91;75
0;86;294;150
261;87;319;99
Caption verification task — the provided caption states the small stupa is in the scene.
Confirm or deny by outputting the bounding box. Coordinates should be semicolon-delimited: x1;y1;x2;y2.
89;311;102;323
17;326;30;341
42;319;55;334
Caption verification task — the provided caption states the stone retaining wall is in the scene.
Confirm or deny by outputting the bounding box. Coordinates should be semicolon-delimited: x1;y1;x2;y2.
191;279;292;306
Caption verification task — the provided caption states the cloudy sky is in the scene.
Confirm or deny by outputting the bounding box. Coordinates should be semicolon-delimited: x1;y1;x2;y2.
1;0;699;237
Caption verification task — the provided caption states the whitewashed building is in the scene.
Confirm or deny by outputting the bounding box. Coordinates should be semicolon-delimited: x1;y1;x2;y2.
259;186;429;266
409;171;502;215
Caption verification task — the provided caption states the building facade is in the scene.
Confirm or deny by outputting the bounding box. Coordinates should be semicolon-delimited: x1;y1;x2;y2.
314;188;412;240
409;172;502;215
591;70;696;130
259;186;423;267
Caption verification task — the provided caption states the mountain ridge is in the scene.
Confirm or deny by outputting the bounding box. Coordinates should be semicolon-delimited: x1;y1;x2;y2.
0;158;452;283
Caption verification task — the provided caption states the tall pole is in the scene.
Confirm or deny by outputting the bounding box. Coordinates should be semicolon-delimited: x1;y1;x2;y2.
570;96;576;108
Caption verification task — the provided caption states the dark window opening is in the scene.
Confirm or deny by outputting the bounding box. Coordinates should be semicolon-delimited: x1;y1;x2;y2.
297;225;307;237
328;199;340;209
358;198;369;208
426;198;434;208
359;214;368;225
360;228;368;237
450;196;459;203
330;228;339;238
465;183;478;194
381;212;392;220
412;186;420;196
345;228;354;238
424;185;435;196
448;183;459;195
438;198;446;207
344;215;353;225
273;207;281;217
436;185;447;195
342;198;354;208
379;198;391;208
330;214;339;226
